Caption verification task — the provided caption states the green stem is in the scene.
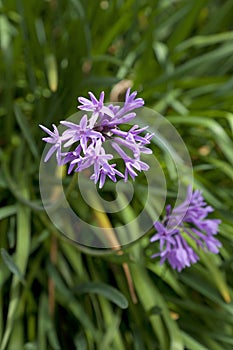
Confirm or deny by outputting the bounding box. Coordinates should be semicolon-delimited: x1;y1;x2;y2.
65;172;79;199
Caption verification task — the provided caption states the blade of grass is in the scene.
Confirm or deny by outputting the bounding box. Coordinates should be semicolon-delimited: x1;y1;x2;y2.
146;261;187;298
168;116;233;165
45;54;58;92
38;294;49;350
14;104;39;160
199;251;231;303
0;206;17;220
98;310;122;350
0;249;25;284
181;331;209;350
0;198;30;350
151;43;233;86
167;0;208;50
180;273;233;317
176;31;233;51
85;256;126;350
130;263;184;350
75;282;128;309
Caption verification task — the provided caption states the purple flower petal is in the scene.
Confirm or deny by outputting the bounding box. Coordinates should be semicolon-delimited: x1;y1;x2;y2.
40;124;63;164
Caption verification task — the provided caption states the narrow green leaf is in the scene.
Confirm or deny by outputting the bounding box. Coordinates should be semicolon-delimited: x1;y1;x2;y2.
74;332;87;350
201;337;226;350
35;18;46;46
130;263;184;350
176;31;233;51
201;0;233;34
0;15;17;51
180;273;233;317
0;291;3;341
14;104;39;159
47;262;73;299
207;158;233;182
146;262;187;298
167;0;207;49
59;297;99;340
38;294;49;350
181;331;209;350
94;289;125;349
75;282;128;309
0;248;25;284
45;54;58;92
97;4;133;53
99;311;121;349
152;43;233;86
199;251;231;303
208;332;233;345
15;202;31;275
47;323;61;350
168;116;233;165
0;206;16;220
0;190;30;350
24;343;38;350
227;113;233;135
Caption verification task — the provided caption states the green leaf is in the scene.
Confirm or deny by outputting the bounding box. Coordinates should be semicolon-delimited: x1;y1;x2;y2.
167;0;208;50
0;248;25;284
168;116;233;165
45;54;58;92
75;282;128;309
176;31;233;51
152;43;233;86
146;261;187;298
130;263;184;350
199;251;231;303
0;206;16;220
14;104;39;159
99;311;121;349
0;15;17;51
74;332;87;350
181;331;209;350
24;343;38;350
38;294;49;350
180;273;233;317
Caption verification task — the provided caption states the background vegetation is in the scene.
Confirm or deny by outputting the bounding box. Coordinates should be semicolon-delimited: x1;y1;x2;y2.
1;0;233;349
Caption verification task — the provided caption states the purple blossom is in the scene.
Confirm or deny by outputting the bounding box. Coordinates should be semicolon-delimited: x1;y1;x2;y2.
150;186;222;272
78;91;105;112
39;124;63;165
115;89;144;117
40;89;152;188
62;146;82;174
112;142;149;181
61;115;102;150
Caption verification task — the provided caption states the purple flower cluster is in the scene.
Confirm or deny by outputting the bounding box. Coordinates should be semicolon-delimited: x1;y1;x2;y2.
150;186;222;272
40;89;153;188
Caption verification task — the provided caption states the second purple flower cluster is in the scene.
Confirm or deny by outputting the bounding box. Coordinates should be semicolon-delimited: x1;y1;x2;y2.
150;186;222;271
40;89;153;188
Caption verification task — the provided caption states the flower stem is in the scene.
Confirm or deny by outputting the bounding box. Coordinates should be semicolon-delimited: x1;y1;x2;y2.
65;172;79;199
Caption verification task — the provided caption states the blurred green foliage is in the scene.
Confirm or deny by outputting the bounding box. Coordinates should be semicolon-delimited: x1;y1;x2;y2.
0;0;233;349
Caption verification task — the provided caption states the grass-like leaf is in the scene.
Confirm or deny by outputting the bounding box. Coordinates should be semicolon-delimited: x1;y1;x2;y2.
0;248;25;284
75;282;129;309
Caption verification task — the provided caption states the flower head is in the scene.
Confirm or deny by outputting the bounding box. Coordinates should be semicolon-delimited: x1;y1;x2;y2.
150;186;221;272
40;89;152;188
